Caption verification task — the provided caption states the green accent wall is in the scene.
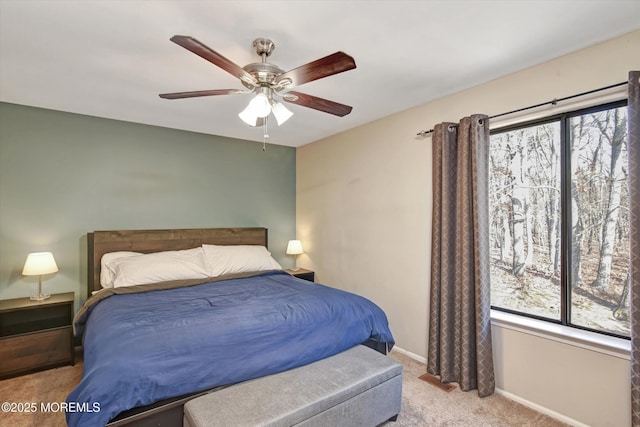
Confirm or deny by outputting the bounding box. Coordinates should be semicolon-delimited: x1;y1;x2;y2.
0;102;296;305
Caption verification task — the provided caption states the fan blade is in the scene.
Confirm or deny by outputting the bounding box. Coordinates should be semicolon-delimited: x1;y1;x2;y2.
159;89;246;99
283;91;352;117
170;35;257;86
275;52;356;88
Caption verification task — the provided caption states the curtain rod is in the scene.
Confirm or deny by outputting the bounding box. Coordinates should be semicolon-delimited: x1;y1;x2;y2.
416;81;628;137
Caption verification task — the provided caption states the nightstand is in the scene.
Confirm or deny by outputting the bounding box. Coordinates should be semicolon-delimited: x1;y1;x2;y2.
285;268;315;282
0;292;75;379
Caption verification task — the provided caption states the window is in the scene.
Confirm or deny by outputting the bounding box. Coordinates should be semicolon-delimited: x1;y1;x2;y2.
489;100;630;338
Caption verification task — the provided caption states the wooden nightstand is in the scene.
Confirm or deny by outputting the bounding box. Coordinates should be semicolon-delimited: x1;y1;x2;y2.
0;292;75;379
285;268;315;282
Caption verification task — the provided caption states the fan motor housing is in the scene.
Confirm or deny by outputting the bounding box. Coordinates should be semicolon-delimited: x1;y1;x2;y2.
241;62;285;88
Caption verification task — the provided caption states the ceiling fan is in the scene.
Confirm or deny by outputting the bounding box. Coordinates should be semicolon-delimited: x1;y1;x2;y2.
159;36;357;128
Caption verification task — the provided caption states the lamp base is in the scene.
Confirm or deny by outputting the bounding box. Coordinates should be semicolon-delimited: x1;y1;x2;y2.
291;266;300;271
30;293;50;301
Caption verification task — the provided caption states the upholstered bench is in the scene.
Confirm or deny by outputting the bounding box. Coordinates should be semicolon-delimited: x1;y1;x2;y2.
183;345;402;427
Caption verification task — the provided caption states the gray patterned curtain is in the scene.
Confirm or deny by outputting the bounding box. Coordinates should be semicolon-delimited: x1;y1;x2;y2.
427;114;495;397
629;70;640;426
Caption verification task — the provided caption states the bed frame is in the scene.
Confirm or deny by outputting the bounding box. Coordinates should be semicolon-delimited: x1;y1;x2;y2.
86;227;268;426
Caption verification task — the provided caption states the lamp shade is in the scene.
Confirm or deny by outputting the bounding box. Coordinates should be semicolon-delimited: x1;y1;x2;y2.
272;102;294;126
238;105;259;126
22;252;58;276
286;240;304;255
250;93;272;117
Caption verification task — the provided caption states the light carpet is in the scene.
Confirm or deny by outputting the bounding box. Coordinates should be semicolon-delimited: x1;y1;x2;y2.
0;349;569;427
384;350;570;427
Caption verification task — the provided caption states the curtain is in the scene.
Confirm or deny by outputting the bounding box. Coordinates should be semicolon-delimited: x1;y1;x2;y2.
427;114;495;397
629;70;640;426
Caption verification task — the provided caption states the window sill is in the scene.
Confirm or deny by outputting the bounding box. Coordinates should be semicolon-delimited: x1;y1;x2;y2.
490;309;630;360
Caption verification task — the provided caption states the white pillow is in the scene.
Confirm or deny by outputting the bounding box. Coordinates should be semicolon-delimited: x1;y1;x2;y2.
100;251;142;288
202;244;282;278
110;247;209;288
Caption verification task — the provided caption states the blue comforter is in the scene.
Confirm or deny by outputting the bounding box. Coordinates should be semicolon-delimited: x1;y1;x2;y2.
66;270;394;427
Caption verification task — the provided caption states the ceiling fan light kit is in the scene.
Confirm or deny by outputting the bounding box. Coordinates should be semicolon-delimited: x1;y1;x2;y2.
237;85;294;127
160;36;356;143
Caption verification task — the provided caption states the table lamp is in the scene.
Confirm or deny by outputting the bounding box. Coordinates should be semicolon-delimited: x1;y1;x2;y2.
22;252;58;300
286;240;304;271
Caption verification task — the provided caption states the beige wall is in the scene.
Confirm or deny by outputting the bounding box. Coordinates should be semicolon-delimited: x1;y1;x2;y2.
297;30;639;426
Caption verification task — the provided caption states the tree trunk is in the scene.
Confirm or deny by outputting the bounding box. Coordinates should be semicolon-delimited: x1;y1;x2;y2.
613;268;630;321
501;206;512;263
592;110;626;290
570;116;585;285
496;206;511;264
525;198;534;267
545;124;561;277
549;194;561;275
510;142;527;277
571;179;583;285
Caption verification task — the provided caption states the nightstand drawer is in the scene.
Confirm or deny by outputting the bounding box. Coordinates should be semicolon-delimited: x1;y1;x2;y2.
0;326;73;377
293;271;315;282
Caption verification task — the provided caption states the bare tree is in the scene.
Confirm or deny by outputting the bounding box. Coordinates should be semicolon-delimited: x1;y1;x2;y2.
508;133;528;277
570;116;585;285
591;109;627;290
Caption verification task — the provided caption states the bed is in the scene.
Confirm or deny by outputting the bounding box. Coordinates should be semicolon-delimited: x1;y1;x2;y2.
66;228;395;427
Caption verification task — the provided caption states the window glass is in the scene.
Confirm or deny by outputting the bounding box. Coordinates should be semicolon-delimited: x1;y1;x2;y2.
569;106;630;336
489;102;630;338
489;121;561;321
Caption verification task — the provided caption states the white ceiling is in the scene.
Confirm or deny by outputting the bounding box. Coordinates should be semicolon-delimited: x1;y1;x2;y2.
1;1;639;148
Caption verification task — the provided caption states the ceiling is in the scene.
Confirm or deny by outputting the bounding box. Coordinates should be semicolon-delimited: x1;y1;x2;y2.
1;1;639;148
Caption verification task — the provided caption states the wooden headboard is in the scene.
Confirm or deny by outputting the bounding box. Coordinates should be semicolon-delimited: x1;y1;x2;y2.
87;227;268;294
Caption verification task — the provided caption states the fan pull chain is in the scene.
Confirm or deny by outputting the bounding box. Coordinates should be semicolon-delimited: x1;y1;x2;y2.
262;117;269;151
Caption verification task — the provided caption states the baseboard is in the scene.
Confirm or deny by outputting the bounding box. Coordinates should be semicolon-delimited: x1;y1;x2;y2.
390;346;426;364
494;388;588;427
391;346;586;427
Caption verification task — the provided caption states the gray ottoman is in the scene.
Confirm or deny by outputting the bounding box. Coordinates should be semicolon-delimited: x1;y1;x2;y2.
183;345;402;427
